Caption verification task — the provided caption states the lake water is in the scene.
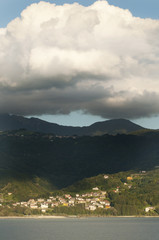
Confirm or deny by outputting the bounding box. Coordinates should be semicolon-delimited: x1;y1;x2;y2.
0;217;158;240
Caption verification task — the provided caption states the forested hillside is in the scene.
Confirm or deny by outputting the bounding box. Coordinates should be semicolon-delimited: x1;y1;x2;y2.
0;130;159;189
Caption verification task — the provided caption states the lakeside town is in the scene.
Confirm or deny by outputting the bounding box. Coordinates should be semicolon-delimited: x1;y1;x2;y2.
0;173;156;216
11;188;110;213
3;176;111;214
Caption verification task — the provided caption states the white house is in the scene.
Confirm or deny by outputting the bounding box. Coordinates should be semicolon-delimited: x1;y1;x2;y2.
104;175;109;179
30;204;38;209
41;203;49;209
88;205;97;211
145;207;155;212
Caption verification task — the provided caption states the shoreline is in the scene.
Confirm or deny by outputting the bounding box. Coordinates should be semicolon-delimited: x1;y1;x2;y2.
0;215;67;219
0;215;159;219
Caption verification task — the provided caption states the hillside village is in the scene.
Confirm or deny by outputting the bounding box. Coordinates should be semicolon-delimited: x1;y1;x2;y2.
0;177;111;214
11;188;110;213
0;171;158;216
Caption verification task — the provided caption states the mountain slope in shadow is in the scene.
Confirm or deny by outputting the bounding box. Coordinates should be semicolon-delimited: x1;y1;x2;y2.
0;114;145;136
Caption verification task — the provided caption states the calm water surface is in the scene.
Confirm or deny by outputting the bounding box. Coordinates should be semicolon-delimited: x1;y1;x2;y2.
0;217;158;240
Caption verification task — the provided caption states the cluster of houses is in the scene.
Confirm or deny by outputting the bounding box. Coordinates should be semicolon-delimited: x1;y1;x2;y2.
1;172;155;214
11;187;111;213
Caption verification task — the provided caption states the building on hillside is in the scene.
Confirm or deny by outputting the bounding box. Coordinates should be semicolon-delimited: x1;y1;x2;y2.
97;204;104;208
68;198;75;206
145;207;155;212
30;204;38;209
51;202;59;207
63;203;69;207
104;175;109;179
92;187;99;191
65;194;72;199
127;177;133;181
41;203;48;209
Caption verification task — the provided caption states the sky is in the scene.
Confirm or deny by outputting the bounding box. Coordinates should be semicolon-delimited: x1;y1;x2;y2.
0;0;159;128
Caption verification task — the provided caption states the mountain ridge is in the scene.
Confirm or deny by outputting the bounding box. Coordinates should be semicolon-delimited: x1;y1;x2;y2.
0;114;145;136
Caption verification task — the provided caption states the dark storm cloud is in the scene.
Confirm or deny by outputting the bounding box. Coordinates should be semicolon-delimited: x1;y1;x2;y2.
0;1;159;119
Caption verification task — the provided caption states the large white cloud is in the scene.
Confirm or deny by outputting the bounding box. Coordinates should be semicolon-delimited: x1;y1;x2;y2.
0;0;159;119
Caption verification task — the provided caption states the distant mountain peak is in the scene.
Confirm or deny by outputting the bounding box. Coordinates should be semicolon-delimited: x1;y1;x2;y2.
0;114;145;136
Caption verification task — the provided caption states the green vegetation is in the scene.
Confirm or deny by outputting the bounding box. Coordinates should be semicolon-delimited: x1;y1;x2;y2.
0;169;159;216
1;130;159;189
63;169;159;216
0;130;159;216
1;177;53;201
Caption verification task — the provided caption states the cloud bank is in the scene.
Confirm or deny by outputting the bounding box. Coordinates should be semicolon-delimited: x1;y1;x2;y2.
0;0;159;119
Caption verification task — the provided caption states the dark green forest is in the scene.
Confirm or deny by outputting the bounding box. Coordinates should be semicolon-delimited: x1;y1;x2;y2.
0;130;159;188
0;130;159;216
